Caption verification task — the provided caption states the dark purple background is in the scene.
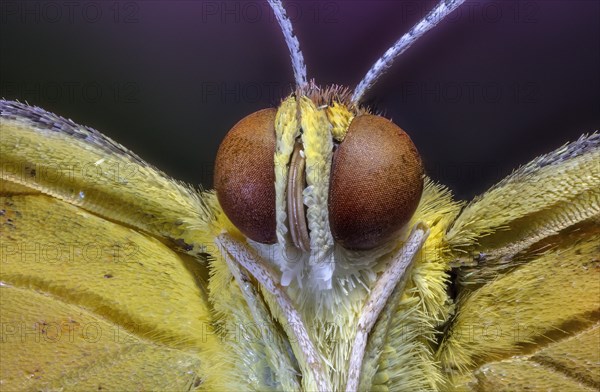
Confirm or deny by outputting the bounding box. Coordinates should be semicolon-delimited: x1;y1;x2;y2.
1;1;598;200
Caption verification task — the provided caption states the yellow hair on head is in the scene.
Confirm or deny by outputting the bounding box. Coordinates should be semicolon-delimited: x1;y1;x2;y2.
273;96;301;245
326;102;354;142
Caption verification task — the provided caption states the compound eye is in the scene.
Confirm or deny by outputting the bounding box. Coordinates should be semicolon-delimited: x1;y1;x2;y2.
214;109;277;244
328;114;424;250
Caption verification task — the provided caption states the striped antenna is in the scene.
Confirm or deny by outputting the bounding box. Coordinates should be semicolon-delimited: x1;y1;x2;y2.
268;0;308;88
352;0;465;103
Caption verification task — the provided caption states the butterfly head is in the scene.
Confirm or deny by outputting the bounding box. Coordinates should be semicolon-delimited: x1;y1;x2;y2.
214;85;423;290
209;0;460;292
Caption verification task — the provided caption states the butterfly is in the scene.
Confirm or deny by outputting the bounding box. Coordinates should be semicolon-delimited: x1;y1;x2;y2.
1;0;598;391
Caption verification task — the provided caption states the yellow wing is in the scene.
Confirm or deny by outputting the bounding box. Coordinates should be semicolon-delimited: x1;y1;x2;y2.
1;100;215;256
0;100;293;390
0;192;222;390
438;133;600;391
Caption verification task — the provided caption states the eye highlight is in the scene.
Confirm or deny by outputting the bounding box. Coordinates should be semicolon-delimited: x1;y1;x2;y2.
328;114;424;250
214;109;277;244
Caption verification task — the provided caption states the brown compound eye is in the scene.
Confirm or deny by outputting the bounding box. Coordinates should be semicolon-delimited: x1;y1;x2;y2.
214;109;277;244
328;114;424;250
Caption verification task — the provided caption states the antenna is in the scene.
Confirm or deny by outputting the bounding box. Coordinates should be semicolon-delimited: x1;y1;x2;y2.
268;0;308;88
352;0;465;104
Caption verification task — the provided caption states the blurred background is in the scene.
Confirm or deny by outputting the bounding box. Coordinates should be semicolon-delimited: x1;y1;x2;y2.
1;0;598;200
